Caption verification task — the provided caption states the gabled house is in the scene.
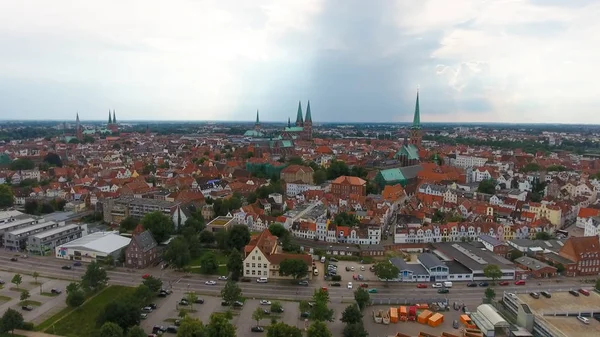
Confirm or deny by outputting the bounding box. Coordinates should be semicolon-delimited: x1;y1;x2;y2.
125;226;159;269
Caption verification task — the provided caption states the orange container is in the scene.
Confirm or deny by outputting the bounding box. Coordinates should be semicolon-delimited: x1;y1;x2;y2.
417;309;433;324
461;314;476;329
390;307;398;323
399;306;408;317
428;313;444;327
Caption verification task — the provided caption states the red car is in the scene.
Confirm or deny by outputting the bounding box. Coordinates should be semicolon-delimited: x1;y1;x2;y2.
514;280;526;285
360;283;368;288
142;274;150;279
579;288;590;296
499;281;509;286
416;284;428;288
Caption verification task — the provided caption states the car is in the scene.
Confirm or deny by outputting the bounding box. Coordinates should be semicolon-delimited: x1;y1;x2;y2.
195;298;204;304
147;303;158;309
160;288;172;295
158;292;167;298
514;280;526;285
438;288;449;294
205;280;217;285
179;299;189;305
345;266;350;271
529;292;540;299
330;257;338;262
142;274;150;279
347;282;353;289
569;290;580;297
327;270;337;276
166;326;178;333
256;278;268;283
300;312;310;318
222;300;243;307
369;266;375;272
352;274;358;280
298;280;309;286
10;257;17;262
61;265;72;270
360;266;365;271
479;282;489;287
467;282;477;287
174;319;181;326
218;276;228;281
350;266;355;271
432;283;443;288
142;307;153;313
51;288;62;294
577;316;590;324
453;320;459;329
360;283;368;288
330;282;341;287
368;288;378;293
21;305;33;311
140;313;148;319
358;274;364;281
262;309;271;315
499;281;510;286
73;261;82;266
272;306;284;313
251;326;265;332
321;287;328;292
416;283;428;288
259;300;271;305
152;326;167;334
541;291;551;298
579;288;590;296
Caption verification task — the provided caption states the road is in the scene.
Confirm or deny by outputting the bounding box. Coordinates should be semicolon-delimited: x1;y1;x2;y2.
0;251;592;304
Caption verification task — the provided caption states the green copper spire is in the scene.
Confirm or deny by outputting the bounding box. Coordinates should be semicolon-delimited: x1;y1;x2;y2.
255;110;260;124
412;89;421;129
108;110;112;124
288;117;291;127
113;110;116;123
295;101;303;126
305;100;312;123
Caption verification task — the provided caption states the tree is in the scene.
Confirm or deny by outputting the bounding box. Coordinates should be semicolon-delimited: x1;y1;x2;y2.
66;282;79;294
278;259;309;279
266;322;303;337
81;261;109;292
24;200;38;214
177;317;205;337
220;281;242;306
32;271;40;284
508;250;523;261
141;211;174;243
226;248;243;281
227;225;250;251
477;179;496;194
596;278;600;291
485;287;496;301
342;322;368;337
334;212;360;227
164;237;191;270
199;252;218;274
43;152;63;167
555;263;565;274
205;313;236;337
11;274;22;289
313;170;327;185
268;223;286;238
99;322;124;337
126;326;147;337
306;321;332;337
354;288;370;310
483;264;502;283
120;217;138;232
142;276;163;293
20;290;30;301
132;285;153;307
0;185;14;208
252;307;266;326
270;301;282;313
186;292;199;311
0;308;24;334
535;232;552;240
340;304;362;324
10;158;35;171
67;289;85;308
310;302;334;322
97;300;141;332
372;261;399;282
199;230;215;244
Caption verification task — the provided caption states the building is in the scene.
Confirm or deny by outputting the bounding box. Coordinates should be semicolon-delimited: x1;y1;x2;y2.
101;197;180;225
374;165;423;189
389;253;473;283
478;234;510;257
558;236;600;276
125;227;159;269
433;242;516;281
452;154;488;169
513;256;557;278
583;216;600;237
27;224;85;256
281;101;313;141
469;304;510;337
3;221;60;251
524;202;562;228
331;176;367;197
280;165;314;184
55;231;131;262
0;217;40;241
206;216;235;233
285;181;320;197
243;229;313;280
576;207;600;229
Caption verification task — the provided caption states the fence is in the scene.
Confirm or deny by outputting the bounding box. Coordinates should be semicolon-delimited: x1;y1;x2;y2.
370;297;447;306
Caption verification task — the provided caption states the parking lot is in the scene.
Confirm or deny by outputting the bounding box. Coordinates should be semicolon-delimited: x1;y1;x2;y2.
0;270;69;325
325;259;377;283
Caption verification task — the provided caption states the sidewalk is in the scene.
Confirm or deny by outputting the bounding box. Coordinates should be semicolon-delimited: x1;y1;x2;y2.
14;330;63;337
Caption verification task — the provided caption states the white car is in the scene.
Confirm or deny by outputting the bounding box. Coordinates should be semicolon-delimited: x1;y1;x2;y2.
347;282;353;289
218;276;228;281
577;316;589;324
205;281;217;285
432;283;443;288
360;266;365;271
350;266;355;271
259;300;271;305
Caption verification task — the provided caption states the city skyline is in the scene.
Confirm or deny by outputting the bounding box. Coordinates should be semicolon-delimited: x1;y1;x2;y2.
1;1;599;124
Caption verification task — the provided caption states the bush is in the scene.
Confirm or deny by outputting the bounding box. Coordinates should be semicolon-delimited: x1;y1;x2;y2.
331;275;342;281
21;322;34;330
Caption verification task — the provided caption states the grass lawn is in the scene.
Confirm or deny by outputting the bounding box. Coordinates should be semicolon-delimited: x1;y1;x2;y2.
19;300;42;306
41;285;136;337
0;333;26;337
188;249;229;275
0;295;11;302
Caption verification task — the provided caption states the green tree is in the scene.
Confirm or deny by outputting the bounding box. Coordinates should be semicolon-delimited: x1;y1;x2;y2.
120;217;138;232
595;278;600;291
81;261;109;292
342;322;368;337
483;264;502;283
177;317;205;337
32;271;40;284
164;237;191;269
132;285;153;307
205;313;236;337
199;252;218;274
220;281;242;306
10;158;35;170
372;261;399;282
555;263;565;273
340;304;362;324
97;300;141;332
227;225;250;251
485;287;496;301
353;288;370;310
126;326;147;337
535;232;552;240
306;321;332;337
20;289;30;301
99;322;124;337
141;211;174;243
266;322;303;337
278;259;309;279
0;308;24;334
252;307;266;326
67;289;85;308
333;212;359;227
66;282;79;294
199;230;215;244
226;248;243;281
270;301;282;313
268;223;286;237
11;274;22;289
142;276;163;293
477;179;496;194
0;184;14;208
313;170;327;185
508;250;523;261
43;152;63;167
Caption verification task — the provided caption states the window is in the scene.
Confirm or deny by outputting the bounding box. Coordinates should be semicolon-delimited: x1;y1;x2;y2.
246;263;249;267
252;270;255;275
252;256;255;260
258;270;261;275
258;256;261;261
252;263;255;268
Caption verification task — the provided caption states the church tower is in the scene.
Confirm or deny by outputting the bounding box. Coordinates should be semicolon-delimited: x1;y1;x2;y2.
295;101;304;127
254;110;261;131
304;100;313;140
108;110;112;124
76;112;82;141
409;89;422;147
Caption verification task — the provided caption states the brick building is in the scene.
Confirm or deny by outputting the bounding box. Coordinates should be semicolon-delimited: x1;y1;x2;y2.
331;176;367;197
280;165;314;184
558;236;600;276
125;225;159;269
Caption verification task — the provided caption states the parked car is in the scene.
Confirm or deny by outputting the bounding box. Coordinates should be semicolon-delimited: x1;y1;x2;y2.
360;283;368;288
140;313;148;320
529;292;540;299
478;282;489;287
166;326;178;333
259;300;271;305
541;291;551;298
368;288;378;293
10;257;17;262
350;266;355;271
205;281;217;285
329;258;338;262
453;320;459;329
499;281;510;286
195;298;204;304
300;312;310;318
142;307;153;313
577;316;590;324
416;283;427;288
152;326;167;334
579;288;590;296
221;301;243;307
369;266;375;272
360;266;365;271
61;265;72;270
21;305;33;311
272;306;284;313
218;276;228;281
514;280;526;285
467;282;477;287
73;261;82;266
438;288;449;294
330;282;341;287
158;292;167;298
241;277;251;282
147;303;158;309
262;309;271;315
0;279;5;285
347;282;353;289
298;280;309;286
345;266;351;271
569;290;580;297
51;288;62;294
179;299;189;306
251;326;265;332
142;274;150;279
432;283;443;288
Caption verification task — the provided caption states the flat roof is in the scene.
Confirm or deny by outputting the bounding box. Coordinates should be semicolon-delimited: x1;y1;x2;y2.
116;197;178;207
0;217;38;231
0;210;25;221
33;224;82;240
433;242;514;271
58;231;131;254
208;216;233;226
542;316;600;337
8;221;57;236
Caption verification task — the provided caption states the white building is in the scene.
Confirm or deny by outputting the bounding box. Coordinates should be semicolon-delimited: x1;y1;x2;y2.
583;217;600;237
285;182;320;197
55;231;131;262
27;224;86;255
453;154;488;169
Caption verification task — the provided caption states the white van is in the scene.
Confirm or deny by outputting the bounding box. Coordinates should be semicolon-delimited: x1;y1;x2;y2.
320;256;326;263
443;281;453;288
256;277;268;283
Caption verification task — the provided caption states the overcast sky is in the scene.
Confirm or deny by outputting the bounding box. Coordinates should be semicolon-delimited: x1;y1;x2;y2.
1;0;599;123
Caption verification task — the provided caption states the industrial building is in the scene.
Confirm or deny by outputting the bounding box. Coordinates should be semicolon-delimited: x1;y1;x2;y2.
55;231;131;262
3;221;60;250
27;224;86;255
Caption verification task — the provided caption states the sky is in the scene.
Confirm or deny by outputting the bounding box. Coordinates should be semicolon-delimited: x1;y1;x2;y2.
1;0;599;124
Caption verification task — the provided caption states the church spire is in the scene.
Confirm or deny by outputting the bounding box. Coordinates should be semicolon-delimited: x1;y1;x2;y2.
305;100;312;123
76;112;80;123
412;88;421;129
108;110;112;124
295;101;303;126
288;117;291;128
113;110;116;124
255;109;260;124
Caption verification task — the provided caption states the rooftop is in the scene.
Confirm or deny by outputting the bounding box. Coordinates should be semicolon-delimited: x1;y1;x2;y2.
514;256;555;271
207;216;234;226
34;224;82;240
8;221;57;236
0;217;38;231
433;242;514;271
116;197;178;207
58;231;131;254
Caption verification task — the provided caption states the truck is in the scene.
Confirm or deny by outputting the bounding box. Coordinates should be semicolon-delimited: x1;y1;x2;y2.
443;281;453;288
408;306;417;321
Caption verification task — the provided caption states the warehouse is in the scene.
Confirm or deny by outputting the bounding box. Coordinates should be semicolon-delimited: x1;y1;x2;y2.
55;231;131;262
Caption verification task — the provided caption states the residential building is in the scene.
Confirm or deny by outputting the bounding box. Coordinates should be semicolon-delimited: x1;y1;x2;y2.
280;165;314;184
452;154;488;169
525;202;562;227
285;181;320;197
101;197;180;225
27;224;86;255
0;217;40;240
331;176;366;197
206;216;235;233
584;216;600;237
55;231;131;262
513;256;557;278
558;236;600;276
577;207;600;229
125;228;159;269
3;221;60;251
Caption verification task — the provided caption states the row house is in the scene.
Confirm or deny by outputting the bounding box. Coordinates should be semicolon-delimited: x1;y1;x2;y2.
471;167;494;182
290;221;317;240
562;181;596;200
285;182;320;197
443;189;458;204
418;183;446;197
524;202;562;228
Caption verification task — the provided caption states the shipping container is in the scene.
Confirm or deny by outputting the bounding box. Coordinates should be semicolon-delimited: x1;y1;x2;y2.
428;313;444;327
461;315;476;329
399;306;407;316
417;309;433;324
408;306;417;321
390;307;398;323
